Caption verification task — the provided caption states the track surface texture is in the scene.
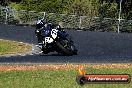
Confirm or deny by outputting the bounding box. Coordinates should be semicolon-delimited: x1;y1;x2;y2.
0;24;132;63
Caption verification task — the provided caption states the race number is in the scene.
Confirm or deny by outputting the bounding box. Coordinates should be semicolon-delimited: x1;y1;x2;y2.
51;29;58;39
45;37;54;43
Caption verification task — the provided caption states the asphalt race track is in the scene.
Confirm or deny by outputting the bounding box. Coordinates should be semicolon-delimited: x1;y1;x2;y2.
0;24;132;63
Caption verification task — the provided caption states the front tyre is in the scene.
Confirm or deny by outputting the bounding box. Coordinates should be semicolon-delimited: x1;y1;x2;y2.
56;39;77;55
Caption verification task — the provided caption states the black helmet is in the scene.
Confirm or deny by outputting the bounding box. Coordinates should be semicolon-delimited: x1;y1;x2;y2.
36;17;45;29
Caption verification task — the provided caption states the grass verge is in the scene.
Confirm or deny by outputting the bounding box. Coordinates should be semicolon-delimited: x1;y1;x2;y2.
0;64;131;88
0;39;32;55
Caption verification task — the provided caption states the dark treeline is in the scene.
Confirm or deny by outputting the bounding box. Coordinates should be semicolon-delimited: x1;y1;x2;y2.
0;0;132;19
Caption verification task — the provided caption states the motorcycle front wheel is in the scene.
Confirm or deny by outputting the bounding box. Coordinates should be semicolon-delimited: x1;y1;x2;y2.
56;38;77;55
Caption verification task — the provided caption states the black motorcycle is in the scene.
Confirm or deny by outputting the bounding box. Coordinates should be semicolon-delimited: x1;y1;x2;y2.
35;20;77;55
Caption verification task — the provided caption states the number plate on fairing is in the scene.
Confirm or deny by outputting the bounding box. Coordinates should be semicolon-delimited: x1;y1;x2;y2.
44;29;58;44
51;29;58;39
45;37;54;43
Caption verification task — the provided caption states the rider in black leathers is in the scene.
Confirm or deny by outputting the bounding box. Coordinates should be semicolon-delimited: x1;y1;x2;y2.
35;18;66;44
35;18;77;55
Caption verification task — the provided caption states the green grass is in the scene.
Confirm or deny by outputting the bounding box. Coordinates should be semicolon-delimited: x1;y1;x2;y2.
0;68;131;88
0;39;31;55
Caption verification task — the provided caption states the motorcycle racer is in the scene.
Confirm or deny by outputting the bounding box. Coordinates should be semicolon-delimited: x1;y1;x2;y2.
35;17;77;55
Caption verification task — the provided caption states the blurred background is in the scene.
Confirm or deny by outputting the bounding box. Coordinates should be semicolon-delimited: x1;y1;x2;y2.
0;0;132;33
